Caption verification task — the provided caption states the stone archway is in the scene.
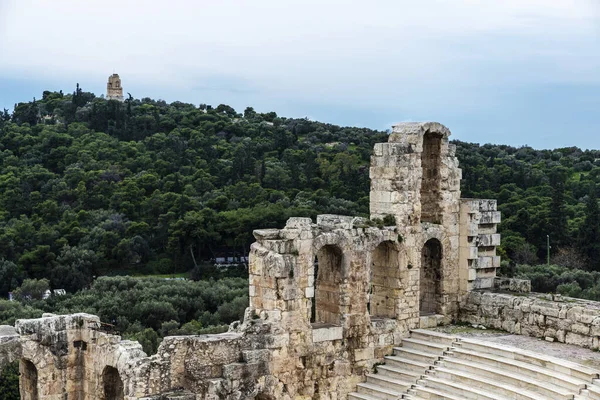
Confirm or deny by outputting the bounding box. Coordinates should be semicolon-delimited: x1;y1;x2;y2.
420;131;443;224
420;238;442;315
20;359;38;400
102;365;124;400
311;245;343;325
369;241;401;319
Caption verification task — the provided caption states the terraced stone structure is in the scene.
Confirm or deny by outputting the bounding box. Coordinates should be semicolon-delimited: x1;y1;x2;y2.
0;122;511;399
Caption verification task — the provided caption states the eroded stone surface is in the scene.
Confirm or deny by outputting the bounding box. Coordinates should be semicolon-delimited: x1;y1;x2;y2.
460;291;600;350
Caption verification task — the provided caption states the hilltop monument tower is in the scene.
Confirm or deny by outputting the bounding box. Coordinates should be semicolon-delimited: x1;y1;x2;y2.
106;73;124;101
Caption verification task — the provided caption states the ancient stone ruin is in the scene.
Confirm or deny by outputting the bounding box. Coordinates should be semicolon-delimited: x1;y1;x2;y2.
3;122;599;399
107;73;124;101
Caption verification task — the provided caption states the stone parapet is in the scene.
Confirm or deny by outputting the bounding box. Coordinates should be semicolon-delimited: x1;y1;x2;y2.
461;291;600;349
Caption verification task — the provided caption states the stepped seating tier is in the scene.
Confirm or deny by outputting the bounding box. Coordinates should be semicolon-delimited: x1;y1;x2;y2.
349;329;600;400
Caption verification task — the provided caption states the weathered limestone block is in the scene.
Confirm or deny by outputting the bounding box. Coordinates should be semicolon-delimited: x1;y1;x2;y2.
0;325;21;372
285;217;312;229
312;327;343;343
480;211;501;224
478;233;501;246
253;229;282;241
316;214;355;230
494;277;531;293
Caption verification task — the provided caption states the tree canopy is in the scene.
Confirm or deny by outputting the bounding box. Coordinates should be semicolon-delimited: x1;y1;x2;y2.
1;85;600;294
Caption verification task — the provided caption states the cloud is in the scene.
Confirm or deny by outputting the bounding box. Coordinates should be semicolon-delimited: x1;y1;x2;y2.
0;0;598;147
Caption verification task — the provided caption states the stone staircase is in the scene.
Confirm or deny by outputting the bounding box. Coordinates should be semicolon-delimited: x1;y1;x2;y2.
348;329;600;400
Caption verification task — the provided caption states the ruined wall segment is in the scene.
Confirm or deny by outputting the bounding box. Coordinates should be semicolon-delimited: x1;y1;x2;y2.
10;313;269;399
248;215;415;398
459;199;502;291
461;291;600;349
370;122;463;320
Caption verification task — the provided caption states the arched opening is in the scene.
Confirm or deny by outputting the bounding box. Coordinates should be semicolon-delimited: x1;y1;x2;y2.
369;241;401;319
420;132;443;224
420;238;442;315
311;245;343;325
102;366;124;400
19;360;38;400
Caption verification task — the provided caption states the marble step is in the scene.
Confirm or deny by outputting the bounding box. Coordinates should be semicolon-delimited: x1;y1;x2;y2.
401;337;450;354
348;392;382;400
431;366;565;400
584;383;600;400
451;346;588;392
377;364;421;382
409;329;457;346
458;338;600;382
384;355;432;373
418;376;507;400
438;356;576;399
407;383;478;400
392;347;441;364
366;372;413;393
356;381;403;400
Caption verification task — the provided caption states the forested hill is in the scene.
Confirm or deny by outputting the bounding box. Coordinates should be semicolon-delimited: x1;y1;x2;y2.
1;86;599;295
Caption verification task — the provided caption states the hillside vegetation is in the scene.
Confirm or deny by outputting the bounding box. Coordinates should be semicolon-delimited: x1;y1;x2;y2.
0;85;599;294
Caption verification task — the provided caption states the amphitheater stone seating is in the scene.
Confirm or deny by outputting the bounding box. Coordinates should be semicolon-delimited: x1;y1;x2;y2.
349;329;600;400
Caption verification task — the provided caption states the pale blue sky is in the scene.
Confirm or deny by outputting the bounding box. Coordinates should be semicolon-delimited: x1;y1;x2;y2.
0;0;598;148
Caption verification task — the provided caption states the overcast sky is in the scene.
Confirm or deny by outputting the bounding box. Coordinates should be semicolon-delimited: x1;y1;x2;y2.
0;0;599;148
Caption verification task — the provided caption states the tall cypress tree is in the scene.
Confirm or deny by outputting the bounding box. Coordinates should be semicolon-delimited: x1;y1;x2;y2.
578;188;600;270
549;169;569;250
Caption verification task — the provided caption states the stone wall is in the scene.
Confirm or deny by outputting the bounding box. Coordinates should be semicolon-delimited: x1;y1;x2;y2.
248;215;413;399
459;199;502;292
7;313;271;399
461;291;600;349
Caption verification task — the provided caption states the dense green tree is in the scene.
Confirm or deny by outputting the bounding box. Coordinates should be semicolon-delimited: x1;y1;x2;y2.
1;85;600;292
578;189;600;270
0;361;20;400
0;259;22;297
12;278;49;301
548;169;569;250
51;246;98;292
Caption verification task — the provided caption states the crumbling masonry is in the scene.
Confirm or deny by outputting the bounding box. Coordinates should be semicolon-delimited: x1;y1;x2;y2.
0;122;509;399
